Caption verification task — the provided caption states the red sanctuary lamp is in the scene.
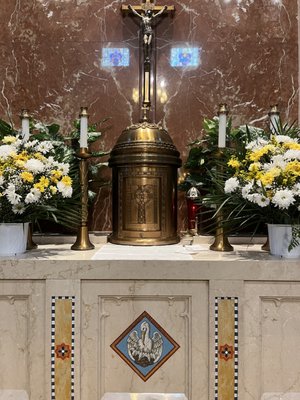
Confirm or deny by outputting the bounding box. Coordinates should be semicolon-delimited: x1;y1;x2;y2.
186;187;200;235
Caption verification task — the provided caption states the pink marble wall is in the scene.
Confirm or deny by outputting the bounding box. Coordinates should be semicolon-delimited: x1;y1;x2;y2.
0;0;298;231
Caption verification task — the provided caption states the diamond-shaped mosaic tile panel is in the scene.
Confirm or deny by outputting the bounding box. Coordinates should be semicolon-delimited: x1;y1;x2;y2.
111;311;180;381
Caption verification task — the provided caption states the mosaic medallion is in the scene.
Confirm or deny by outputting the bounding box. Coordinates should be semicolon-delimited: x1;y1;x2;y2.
111;311;180;381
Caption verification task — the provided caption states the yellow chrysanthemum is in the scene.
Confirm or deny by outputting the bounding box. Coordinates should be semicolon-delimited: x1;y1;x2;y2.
248;162;260;173
228;158;240;169
15;159;25;169
51;169;62;183
61;176;72;186
285;161;300;176
2;136;17;144
259;168;281;186
248;145;275;162
39;176;49;187
50;185;58;194
20;171;34;183
283;142;300;151
13;151;29;162
34;176;49;193
34;152;46;161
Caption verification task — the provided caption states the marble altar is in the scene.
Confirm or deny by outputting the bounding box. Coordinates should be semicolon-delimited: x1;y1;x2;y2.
0;235;300;400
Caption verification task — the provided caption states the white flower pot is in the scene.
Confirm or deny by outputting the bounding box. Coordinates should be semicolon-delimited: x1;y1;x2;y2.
267;224;300;258
0;223;29;256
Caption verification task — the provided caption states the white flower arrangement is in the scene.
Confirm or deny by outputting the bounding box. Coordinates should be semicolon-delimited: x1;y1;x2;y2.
0;135;73;223
225;134;300;226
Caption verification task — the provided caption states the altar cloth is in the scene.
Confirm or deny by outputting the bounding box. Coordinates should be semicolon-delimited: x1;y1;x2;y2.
92;244;207;260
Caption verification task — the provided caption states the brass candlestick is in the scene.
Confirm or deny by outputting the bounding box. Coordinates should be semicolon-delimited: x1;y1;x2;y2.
71;148;94;250
210;146;233;252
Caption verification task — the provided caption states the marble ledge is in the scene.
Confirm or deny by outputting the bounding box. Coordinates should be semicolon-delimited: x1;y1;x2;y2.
0;234;299;281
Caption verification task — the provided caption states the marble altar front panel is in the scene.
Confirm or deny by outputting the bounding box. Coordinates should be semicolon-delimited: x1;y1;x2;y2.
243;282;300;400
0;281;45;399
81;280;208;400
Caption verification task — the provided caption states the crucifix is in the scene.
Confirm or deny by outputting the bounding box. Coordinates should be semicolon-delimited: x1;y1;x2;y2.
122;0;174;122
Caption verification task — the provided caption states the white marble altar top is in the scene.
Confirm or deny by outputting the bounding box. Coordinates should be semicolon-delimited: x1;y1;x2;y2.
0;234;299;281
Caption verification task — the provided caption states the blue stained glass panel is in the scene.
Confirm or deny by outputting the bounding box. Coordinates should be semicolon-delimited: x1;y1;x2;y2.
101;48;130;67
170;47;200;67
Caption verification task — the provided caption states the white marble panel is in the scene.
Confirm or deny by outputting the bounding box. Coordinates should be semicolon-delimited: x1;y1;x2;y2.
0;390;29;400
0;281;45;399
243;283;300;400
81;281;208;400
0;296;28;389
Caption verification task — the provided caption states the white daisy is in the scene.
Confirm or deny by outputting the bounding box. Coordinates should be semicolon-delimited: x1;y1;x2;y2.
12;203;25;214
252;193;270;207
25;188;41;204
4;187;21;205
224;177;240;193
272;189;295;209
24;158;45;173
273;135;296;144
283;149;300;160
0;144;15;160
241;182;254;199
57;181;73;197
35;141;53;154
246;138;268;151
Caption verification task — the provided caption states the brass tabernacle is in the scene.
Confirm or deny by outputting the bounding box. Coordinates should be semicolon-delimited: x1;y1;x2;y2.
109;122;181;245
109;0;181;245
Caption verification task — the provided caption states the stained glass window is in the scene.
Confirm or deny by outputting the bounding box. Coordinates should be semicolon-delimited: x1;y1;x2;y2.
101;48;130;67
170;47;200;67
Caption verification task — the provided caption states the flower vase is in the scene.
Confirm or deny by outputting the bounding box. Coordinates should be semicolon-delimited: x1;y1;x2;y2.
0;223;29;256
267;224;300;258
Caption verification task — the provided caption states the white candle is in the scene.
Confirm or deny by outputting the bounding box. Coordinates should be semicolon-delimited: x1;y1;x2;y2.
218;104;228;148
79;107;88;148
269;105;280;134
20;109;30;141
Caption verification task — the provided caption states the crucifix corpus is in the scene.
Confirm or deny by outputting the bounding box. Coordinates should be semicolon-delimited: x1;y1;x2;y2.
122;0;174;121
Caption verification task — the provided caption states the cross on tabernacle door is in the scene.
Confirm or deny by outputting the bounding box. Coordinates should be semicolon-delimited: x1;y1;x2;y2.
134;184;154;224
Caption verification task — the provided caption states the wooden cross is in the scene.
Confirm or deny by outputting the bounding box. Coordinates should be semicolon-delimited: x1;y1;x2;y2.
121;0;174;14
122;0;174;122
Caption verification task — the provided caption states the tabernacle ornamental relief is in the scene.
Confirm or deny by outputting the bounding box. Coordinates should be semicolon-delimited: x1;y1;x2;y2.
122;0;174;121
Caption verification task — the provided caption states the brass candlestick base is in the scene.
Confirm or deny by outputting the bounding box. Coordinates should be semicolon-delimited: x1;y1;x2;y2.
261;237;270;251
210;210;233;252
71;147;95;251
210;231;233;252
71;225;94;250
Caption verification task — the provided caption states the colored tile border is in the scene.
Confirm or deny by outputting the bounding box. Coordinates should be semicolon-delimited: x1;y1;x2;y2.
214;297;238;400
51;296;75;400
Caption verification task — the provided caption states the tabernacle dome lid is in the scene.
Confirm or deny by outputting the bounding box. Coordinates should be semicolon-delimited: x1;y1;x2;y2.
114;122;175;146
